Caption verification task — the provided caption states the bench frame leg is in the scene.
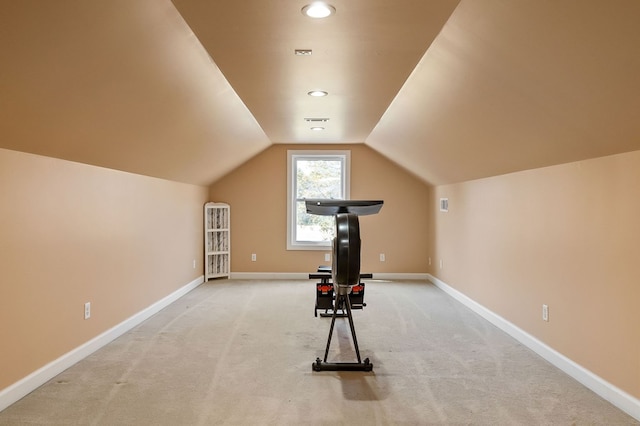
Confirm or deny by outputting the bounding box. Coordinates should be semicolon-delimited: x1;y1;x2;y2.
312;292;373;372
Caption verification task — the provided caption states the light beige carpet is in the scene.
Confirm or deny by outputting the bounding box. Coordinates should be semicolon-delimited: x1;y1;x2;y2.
0;279;637;425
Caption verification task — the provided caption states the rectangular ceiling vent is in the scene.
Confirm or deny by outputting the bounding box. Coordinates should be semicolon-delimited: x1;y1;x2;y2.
304;118;330;122
295;49;313;56
440;198;449;212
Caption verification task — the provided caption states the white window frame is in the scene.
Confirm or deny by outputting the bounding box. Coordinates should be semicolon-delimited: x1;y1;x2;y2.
287;150;350;250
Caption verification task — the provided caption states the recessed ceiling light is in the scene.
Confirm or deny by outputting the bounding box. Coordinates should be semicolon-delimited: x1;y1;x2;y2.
311;127;325;131
302;2;335;19
308;90;328;97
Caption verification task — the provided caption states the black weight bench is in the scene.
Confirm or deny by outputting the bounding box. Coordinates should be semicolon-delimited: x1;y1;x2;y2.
310;266;370;317
306;199;383;372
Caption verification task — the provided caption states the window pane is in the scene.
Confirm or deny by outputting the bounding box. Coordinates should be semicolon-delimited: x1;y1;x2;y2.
296;201;334;242
287;150;349;250
296;159;343;199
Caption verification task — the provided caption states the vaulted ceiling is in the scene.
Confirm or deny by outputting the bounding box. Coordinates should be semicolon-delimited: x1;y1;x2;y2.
2;1;640;186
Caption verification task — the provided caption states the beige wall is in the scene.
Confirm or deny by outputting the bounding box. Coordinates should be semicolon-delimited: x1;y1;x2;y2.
209;144;431;273
5;138;637;402
431;150;640;399
0;148;208;390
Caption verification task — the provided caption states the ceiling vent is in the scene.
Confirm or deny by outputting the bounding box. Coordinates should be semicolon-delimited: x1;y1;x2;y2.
295;49;313;56
304;118;330;122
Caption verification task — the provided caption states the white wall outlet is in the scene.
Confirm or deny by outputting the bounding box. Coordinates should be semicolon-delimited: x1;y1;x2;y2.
84;302;91;320
251;253;257;262
542;304;549;322
193;259;196;269
379;253;386;262
324;253;330;262
439;259;444;269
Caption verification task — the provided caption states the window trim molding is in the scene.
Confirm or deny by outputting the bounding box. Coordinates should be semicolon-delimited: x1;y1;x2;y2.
287;150;351;251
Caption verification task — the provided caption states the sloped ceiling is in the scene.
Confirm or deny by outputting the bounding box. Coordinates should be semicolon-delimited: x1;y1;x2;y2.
2;1;640;186
170;0;459;144
0;0;270;186
367;0;640;184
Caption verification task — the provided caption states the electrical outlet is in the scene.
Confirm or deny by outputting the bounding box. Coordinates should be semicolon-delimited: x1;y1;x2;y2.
379;253;385;262
251;253;257;262
542;304;549;322
324;253;330;262
84;302;91;320
428;257;432;265
439;259;444;269
193;259;196;269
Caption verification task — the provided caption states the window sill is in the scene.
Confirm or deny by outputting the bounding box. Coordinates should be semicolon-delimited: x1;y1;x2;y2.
287;243;331;251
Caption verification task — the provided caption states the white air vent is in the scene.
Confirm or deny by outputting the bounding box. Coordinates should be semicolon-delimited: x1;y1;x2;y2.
295;49;313;56
304;118;330;122
440;198;449;212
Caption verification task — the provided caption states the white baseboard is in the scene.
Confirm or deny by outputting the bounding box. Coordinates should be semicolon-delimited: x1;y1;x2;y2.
0;275;204;413
230;272;430;280
427;274;640;421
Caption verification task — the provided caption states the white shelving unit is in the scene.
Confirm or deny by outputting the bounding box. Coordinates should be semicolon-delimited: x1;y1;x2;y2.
204;202;230;280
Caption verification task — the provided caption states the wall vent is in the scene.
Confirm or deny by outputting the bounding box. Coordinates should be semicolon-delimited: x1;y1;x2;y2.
440;198;449;212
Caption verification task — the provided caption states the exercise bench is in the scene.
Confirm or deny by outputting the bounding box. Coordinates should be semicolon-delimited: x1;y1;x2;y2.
305;199;383;372
310;265;370;317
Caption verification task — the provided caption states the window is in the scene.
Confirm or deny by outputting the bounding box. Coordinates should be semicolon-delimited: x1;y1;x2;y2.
287;150;350;250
